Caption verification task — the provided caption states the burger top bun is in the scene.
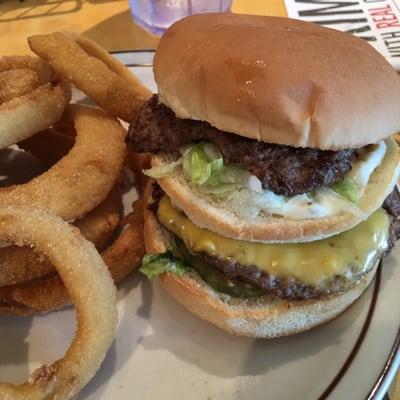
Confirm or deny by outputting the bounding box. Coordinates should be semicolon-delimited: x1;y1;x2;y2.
154;13;400;150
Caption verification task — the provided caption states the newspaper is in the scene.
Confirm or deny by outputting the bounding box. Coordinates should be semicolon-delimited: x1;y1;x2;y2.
284;0;400;69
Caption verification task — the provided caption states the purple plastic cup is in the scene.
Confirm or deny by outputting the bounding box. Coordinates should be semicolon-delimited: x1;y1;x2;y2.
128;0;233;35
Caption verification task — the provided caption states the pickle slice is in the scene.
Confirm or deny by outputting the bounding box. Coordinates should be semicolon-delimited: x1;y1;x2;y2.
176;239;265;298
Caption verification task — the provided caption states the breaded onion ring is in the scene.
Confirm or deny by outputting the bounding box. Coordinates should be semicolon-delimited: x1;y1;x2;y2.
28;32;152;122
0;69;40;103
0;201;145;316
0;104;126;220
0;55;52;81
0;186;122;287
0;82;70;150
127;150;151;196
19;128;74;168
0;206;117;398
0;55;71;149
20;128;122;247
74;185;122;249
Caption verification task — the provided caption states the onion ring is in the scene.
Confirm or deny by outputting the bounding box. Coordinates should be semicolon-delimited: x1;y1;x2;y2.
19;128;74;168
0;104;126;220
0;200;144;316
0;55;70;149
28;32;152;122
0;206;117;398
0;69;40;103
0;81;71;150
74;185;122;249
0;55;52;82
126;150;151;196
0;185;122;287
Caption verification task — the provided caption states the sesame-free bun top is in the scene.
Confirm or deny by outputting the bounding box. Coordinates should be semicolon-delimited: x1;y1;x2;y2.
154;13;400;150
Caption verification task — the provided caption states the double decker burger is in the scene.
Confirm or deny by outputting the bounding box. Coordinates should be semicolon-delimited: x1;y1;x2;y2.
128;13;400;337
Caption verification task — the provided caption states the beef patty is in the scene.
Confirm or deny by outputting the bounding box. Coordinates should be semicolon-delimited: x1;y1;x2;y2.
383;186;400;252
152;185;400;301
129;95;356;196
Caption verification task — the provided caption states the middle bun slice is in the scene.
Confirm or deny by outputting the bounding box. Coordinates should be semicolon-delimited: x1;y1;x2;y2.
151;138;399;243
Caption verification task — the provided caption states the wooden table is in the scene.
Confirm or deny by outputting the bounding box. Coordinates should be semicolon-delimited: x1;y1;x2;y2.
0;0;286;55
0;1;398;398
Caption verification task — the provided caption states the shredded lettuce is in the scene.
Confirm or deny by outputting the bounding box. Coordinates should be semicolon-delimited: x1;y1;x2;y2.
182;142;223;185
330;178;359;203
139;251;187;279
183;143;251;195
143;142;249;197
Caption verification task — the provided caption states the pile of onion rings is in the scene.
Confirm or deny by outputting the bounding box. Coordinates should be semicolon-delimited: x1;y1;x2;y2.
0;32;149;399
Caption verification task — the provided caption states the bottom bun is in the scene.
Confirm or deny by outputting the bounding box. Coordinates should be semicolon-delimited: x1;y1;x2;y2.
143;180;377;338
159;266;376;338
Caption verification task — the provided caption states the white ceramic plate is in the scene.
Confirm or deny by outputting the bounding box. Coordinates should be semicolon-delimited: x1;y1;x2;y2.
0;51;399;400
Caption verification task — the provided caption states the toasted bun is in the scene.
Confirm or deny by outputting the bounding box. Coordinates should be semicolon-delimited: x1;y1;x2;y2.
154;14;400;150
152;138;400;243
159;266;376;338
143;182;377;338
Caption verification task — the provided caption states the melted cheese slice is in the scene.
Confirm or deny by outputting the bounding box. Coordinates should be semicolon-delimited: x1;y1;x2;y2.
158;196;390;287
